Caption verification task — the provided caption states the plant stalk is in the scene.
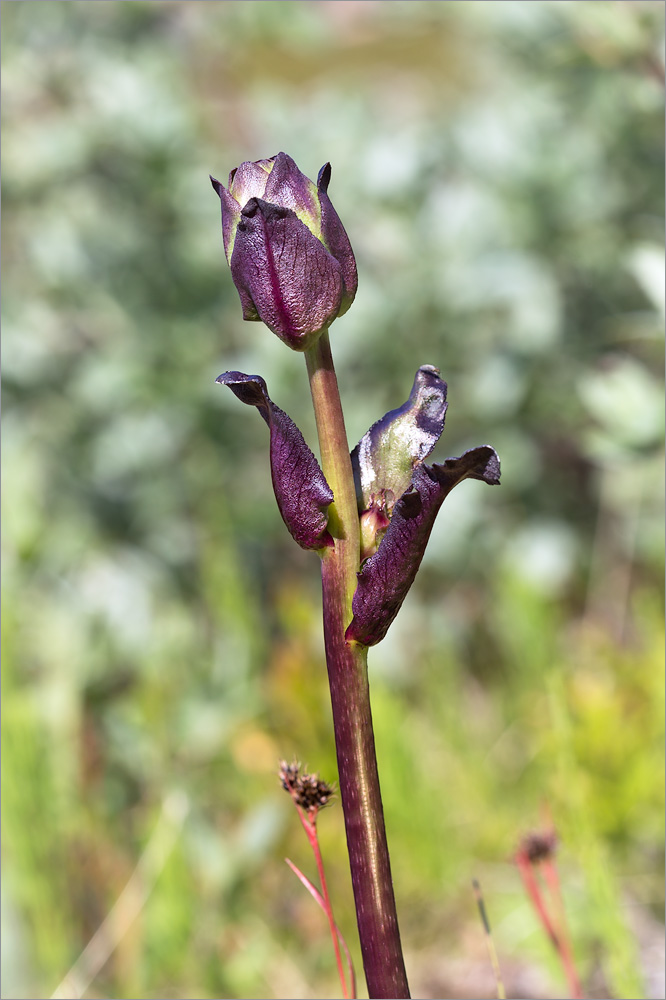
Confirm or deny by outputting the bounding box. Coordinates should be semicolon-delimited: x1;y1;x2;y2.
296;807;351;999
305;330;410;1000
517;854;583;1000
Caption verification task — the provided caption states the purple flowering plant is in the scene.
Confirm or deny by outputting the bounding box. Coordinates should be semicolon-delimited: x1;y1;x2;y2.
211;153;500;1000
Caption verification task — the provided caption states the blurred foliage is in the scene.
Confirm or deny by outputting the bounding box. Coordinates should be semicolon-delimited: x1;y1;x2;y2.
2;2;664;999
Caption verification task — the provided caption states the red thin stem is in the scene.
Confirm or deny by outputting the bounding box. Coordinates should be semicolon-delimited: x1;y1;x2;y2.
542;858;583;999
517;854;583;999
285;856;357;999
297;807;350;999
517;854;560;950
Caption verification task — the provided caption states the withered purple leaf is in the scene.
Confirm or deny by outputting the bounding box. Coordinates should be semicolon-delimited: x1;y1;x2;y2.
216;371;334;550
346;446;500;647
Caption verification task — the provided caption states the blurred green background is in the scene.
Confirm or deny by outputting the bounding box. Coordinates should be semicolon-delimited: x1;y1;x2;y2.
2;2;664;998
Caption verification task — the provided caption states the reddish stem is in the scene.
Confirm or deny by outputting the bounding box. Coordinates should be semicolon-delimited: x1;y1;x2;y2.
542;858;583;1000
297;807;350;999
285;856;357;999
319;560;409;998
305;332;410;999
517;853;583;999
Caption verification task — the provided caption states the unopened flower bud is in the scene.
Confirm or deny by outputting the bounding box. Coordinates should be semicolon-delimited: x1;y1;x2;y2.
359;498;392;562
211;152;357;351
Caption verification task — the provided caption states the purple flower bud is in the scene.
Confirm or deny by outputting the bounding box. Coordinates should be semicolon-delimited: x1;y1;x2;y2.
211;153;357;351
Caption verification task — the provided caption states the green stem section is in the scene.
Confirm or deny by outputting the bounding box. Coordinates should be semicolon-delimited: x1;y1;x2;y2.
305;331;410;1000
305;331;359;610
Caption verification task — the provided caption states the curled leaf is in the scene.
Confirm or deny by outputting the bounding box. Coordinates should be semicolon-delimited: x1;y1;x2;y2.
216;371;334;550
346;447;500;646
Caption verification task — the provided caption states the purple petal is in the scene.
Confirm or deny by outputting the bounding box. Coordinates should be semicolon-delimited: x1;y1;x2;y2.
216;371;334;550
211;175;243;266
346;446;500;646
264;152;321;235
317;162;357;314
230;198;343;350
228;158;274;207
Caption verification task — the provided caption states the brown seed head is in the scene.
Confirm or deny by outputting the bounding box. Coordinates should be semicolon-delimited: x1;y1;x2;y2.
279;760;335;815
518;829;559;864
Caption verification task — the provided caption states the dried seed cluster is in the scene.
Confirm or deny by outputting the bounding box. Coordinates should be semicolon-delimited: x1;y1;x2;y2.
518;829;558;864
279;760;335;814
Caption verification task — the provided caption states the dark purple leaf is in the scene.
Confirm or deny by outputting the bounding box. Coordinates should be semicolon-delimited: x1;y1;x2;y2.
216;371;334;550
346;446;500;646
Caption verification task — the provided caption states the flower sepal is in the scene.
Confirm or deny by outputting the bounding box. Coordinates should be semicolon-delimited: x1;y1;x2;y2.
217;371;334;550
